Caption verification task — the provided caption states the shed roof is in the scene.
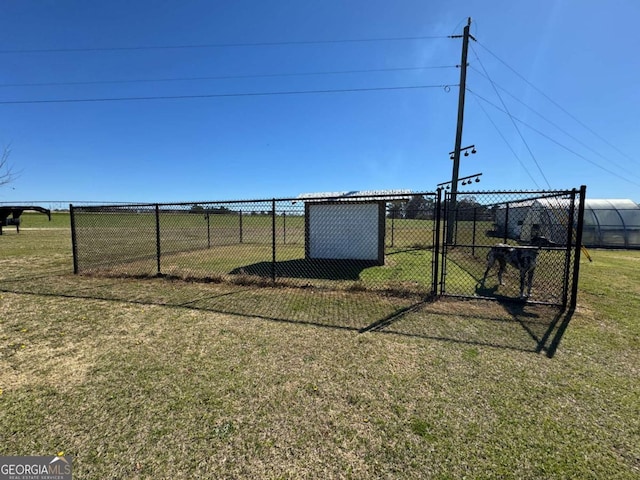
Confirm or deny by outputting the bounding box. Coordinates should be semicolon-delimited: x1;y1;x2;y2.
297;189;413;202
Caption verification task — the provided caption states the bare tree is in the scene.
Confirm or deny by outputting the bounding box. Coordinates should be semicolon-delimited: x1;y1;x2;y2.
1;145;17;187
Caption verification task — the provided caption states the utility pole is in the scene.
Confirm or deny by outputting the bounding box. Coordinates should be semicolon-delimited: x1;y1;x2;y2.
447;17;475;244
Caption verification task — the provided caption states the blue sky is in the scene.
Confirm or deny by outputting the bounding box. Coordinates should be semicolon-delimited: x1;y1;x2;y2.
0;0;638;205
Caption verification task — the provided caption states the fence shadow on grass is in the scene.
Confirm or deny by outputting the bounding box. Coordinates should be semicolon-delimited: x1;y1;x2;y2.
495;300;575;357
0;271;425;334
368;296;575;356
0;272;574;357
0;276;357;332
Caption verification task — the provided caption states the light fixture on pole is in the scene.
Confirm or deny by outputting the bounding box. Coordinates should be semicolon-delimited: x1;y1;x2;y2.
449;145;477;160
437;172;483;190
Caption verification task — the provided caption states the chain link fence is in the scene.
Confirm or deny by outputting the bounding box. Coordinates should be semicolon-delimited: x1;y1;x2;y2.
71;188;585;308
71;193;441;297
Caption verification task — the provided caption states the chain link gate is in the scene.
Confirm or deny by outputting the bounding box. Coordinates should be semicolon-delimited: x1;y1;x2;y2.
439;187;586;308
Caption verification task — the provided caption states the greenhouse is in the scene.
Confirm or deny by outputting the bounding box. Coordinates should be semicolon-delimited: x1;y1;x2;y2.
580;199;640;248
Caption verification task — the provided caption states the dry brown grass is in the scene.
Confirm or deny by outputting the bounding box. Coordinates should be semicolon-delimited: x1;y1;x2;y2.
1;229;638;478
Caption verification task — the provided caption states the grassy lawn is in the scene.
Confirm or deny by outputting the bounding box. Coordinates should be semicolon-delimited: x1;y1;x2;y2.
68;211;439;293
0;224;638;478
10;211;71;230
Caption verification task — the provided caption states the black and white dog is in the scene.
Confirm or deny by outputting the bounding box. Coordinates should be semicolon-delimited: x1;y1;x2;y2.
482;244;540;299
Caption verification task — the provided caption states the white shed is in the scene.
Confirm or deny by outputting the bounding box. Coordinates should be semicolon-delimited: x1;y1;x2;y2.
305;202;385;264
299;190;411;265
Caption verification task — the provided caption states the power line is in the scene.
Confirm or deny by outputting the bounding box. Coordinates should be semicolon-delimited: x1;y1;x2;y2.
0;84;454;105
0;65;456;89
469;64;640;181
468;88;640;188
472;95;540;188
475;40;639;167
470;45;552;188
0;35;448;55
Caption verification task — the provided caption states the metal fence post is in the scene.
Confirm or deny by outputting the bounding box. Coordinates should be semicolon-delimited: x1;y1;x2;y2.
561;190;577;307
70;204;79;274
391;208;395;248
453;206;459;247
440;191;449;295
472;206;477;257
206;213;211;249
283;210;286;245
570;185;587;310
271;199;276;282
433;190;442;296
504;203;510;243
155;204;161;275
239;209;243;244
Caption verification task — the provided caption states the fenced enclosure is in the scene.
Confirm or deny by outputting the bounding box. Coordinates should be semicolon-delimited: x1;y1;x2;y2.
71;192;441;297
70;187;585;308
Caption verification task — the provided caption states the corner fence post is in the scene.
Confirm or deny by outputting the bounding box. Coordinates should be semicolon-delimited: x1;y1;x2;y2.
271;199;276;282
562;190;577;307
155;204;161;275
570;185;587;310
70;204;79;274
